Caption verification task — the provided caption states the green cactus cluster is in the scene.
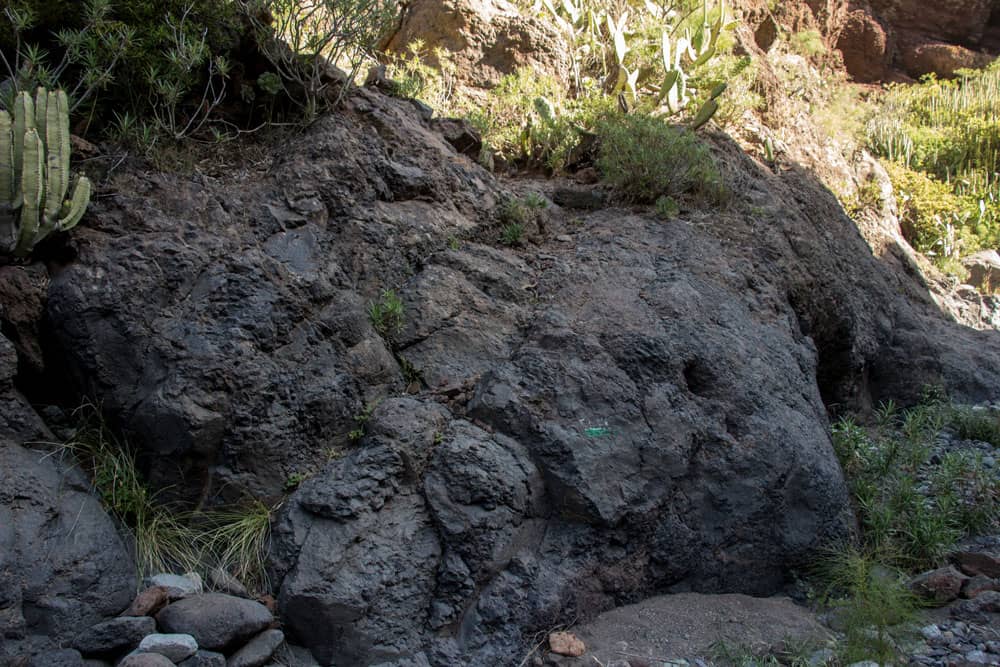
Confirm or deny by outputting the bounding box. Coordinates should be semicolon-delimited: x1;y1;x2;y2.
1;88;91;258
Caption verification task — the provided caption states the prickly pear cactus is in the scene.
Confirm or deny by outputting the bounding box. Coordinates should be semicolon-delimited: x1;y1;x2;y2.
0;87;91;258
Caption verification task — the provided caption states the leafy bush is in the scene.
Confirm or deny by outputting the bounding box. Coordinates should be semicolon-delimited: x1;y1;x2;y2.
382;40;457;111
595;113;726;204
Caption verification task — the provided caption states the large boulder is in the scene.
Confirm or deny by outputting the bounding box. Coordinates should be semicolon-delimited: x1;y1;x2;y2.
836;9;891;82
41;85;1000;665
867;0;993;46
0;441;137;660
383;0;571;90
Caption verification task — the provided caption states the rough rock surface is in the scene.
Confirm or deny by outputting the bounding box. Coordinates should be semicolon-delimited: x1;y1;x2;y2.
71;616;156;658
547;593;831;665
35;83;1000;666
383;0;571;90
0;440;137;660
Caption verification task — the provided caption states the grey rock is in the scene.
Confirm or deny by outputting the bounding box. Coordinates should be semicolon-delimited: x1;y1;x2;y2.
145;573;203;599
207;568;248;598
227;629;285;667
135;633;198;662
26;649;84;666
72;616;155;657
921;625;943;641
0;442;136;658
964;651;991;664
156;594;273;653
118;653;175;667
176;650;226;667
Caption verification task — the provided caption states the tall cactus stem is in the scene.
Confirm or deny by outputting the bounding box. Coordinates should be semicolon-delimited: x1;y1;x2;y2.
0;112;12;204
11;92;35;205
15;129;43;257
43;90;71;228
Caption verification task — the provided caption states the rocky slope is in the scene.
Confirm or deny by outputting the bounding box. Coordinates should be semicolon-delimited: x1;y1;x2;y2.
1;2;1000;665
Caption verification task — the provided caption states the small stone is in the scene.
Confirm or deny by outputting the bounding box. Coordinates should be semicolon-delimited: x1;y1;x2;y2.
556;234;573;243
156;593;273;652
953;551;1000;579
207;568;249;598
118;654;175;667
227;629;285;667
146;573;203;599
922;625;943;641
910;565;968;605
135;633;198;662
177;650;226;667
964;651;990;664
808;648;836;666
122;586;172;617
548;631;586;657
72;615;155;657
961;575;999;599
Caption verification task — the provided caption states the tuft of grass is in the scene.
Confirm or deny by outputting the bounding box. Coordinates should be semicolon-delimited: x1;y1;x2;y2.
198;500;272;595
61;407;202;579
58;404;276;593
367;289;405;340
499;193;547;226
501;223;525;246
595;113;727;204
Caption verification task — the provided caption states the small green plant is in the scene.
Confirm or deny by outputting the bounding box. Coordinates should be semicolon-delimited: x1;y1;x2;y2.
501;222;525;246
284;472;307;491
949;405;1000;446
596;113;726;204
367;289;405;339
816;546;919;665
348;399;380;442
383;39;456;111
499;192;547;225
788;30;826;58
654;195;680;219
1;88;91;257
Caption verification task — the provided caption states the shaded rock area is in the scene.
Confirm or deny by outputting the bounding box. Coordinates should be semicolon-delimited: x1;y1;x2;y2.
0;437;137;659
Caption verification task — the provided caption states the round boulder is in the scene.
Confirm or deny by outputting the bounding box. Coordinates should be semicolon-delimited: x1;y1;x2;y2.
155;594;273;653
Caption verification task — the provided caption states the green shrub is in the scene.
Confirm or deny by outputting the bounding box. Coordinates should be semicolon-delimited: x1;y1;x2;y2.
595;113;726;204
2;0;244;136
816;547;919;665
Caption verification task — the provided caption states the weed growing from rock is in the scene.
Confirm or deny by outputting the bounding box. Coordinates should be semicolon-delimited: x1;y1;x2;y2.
501;223;525;246
367;289;405;339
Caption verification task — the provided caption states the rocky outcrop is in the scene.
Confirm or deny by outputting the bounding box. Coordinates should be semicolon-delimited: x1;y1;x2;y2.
383;0;571;91
0;439;137;659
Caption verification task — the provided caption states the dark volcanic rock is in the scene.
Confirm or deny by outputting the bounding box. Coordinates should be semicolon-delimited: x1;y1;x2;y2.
0;441;136;660
39;84;1000;666
226;629;285;667
72;616;155;658
46;87;498;503
155;594;273;653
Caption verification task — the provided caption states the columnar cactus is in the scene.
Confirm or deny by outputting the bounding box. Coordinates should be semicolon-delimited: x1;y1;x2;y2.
0;88;91;258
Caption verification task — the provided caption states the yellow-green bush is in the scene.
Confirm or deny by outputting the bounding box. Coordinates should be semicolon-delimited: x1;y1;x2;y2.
596;112;726;204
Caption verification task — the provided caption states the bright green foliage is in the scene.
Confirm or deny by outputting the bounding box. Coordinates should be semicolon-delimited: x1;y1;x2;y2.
501;223;525;246
383;40;457;112
1;88;91;257
866;62;1000;274
596;113;726;204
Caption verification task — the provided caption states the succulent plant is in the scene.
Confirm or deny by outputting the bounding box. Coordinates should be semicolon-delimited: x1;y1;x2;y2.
0;88;91;258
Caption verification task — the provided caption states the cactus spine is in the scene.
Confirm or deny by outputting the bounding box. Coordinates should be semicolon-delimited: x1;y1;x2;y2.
0;88;91;258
